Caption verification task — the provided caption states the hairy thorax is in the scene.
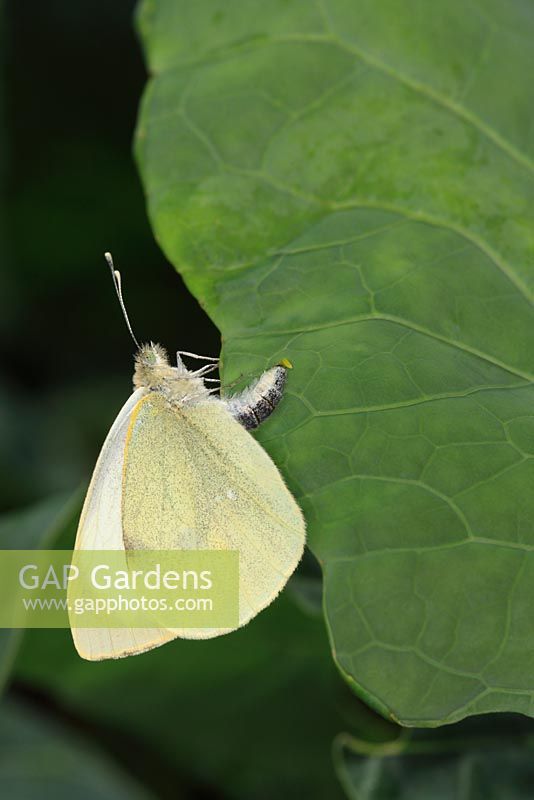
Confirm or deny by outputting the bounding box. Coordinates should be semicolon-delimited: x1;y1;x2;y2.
133;343;210;406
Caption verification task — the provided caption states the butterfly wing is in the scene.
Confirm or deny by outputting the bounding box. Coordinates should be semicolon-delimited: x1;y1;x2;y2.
71;388;179;660
122;393;306;638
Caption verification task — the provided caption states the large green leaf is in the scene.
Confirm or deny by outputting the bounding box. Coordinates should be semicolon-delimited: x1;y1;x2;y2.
135;0;534;725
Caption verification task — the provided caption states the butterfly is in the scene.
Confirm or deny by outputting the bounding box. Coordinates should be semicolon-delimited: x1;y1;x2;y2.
71;254;306;660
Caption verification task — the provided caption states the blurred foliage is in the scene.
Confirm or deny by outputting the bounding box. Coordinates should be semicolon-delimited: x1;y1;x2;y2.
15;592;378;799
0;492;78;691
334;717;534;799
0;698;155;799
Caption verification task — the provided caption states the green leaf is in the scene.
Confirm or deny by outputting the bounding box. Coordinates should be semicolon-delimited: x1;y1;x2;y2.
135;0;534;725
0;698;154;799
334;726;534;800
0;493;79;693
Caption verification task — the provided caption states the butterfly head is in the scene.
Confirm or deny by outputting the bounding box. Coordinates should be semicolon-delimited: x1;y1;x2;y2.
133;342;172;390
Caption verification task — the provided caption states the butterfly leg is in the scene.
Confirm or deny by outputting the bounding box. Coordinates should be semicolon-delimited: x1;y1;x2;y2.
176;351;219;363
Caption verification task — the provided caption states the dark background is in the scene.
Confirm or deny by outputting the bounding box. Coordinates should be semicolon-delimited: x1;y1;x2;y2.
1;0;220;514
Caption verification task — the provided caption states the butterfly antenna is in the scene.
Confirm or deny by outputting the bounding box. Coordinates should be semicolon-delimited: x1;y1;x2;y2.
104;252;140;349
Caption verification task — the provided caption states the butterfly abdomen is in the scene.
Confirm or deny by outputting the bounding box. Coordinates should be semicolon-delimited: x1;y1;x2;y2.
224;364;289;430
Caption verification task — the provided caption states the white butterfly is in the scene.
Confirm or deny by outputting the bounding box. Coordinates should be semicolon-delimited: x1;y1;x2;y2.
71;255;305;660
